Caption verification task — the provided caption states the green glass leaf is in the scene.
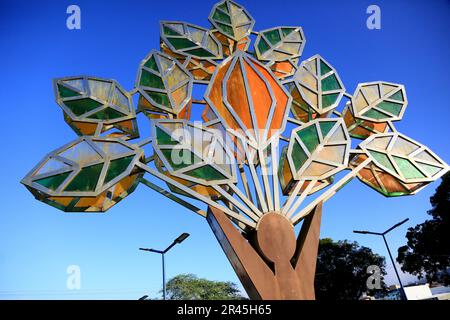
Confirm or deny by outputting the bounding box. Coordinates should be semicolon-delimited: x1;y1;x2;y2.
217;2;228;13
417;163;442;177
87;107;125;120
320;60;333;76
257;38;270;54
185;48;216;58
352;82;406;122
319;121;336;138
140;70;165;89
362;108;388;120
64;98;102;116
215;22;234;37
213;9;231;24
389;90;404;102
256;26;304;62
209;0;253;41
167;37;197;50
185;165;226;181
264;29;281;45
163;26;181;36
376;101;403;116
322;93;339;108
156;127;178;145
297;125;319;153
137;52;193;116
35;171;71;191
146;91;170;107
58;84;80;98
369;150;396;173
65;163;104;192
144;56;158;71
392;156;425;179
321;74;341;91
161;149;201;170
293;56;345;116
162;22;222;59
281;27;296;37
292;141;308;172
104;156;134;184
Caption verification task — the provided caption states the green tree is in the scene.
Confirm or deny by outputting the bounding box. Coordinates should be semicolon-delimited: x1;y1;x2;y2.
397;172;450;284
164;274;246;300
315;238;387;300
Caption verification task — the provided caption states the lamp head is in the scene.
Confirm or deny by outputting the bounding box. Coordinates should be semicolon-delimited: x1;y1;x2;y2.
353;230;369;234
174;233;190;244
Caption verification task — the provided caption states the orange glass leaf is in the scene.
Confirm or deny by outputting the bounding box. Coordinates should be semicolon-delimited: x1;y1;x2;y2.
205;51;290;146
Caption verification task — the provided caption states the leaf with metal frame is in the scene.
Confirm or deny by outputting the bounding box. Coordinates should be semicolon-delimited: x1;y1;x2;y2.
286;55;345;121
204;50;291;149
54;76;139;139
209;0;255;42
136;50;193;118
21;136;145;212
161;42;219;83
350;81;407;123
286;118;351;181
160;21;223;60
354;132;449;196
255;26;306;63
342;101;391;140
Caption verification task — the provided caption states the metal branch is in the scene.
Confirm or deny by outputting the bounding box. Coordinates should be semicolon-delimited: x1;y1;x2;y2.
226;183;263;217
136;162;256;229
271;140;281;211
243;143;269;213
285;181;315;218
139;178;206;217
281;180;305;215
238;164;253;203
257;148;274;212
211;184;260;222
290;158;372;225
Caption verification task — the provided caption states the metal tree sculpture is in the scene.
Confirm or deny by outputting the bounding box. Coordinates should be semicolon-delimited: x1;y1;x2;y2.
22;0;448;300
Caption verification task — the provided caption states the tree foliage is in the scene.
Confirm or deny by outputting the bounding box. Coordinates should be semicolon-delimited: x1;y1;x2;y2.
164;274;245;300
315;238;386;300
397;172;450;284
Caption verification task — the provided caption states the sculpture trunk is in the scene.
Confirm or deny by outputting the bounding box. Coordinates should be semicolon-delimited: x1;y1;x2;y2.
207;202;323;300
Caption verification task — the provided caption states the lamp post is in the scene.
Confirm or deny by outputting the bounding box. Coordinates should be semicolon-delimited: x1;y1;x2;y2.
139;232;190;300
353;218;409;300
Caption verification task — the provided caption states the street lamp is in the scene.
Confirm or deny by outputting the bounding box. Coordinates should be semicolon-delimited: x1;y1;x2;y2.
353;218;409;300
139;232;190;300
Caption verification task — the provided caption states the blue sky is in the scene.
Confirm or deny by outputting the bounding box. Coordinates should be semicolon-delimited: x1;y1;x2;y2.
0;0;449;299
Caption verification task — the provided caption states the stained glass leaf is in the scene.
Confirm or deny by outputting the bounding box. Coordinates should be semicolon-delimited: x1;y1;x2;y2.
288;55;345;119
152;119;236;184
287;118;350;180
209;0;255;41
160;21;222;60
137;50;193;116
359;132;448;183
255;26;305;62
351;82;407;123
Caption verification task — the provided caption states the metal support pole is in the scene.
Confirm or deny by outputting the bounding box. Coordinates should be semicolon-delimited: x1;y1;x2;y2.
139;233;189;300
382;234;406;300
353;218;409;300
162;253;166;300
